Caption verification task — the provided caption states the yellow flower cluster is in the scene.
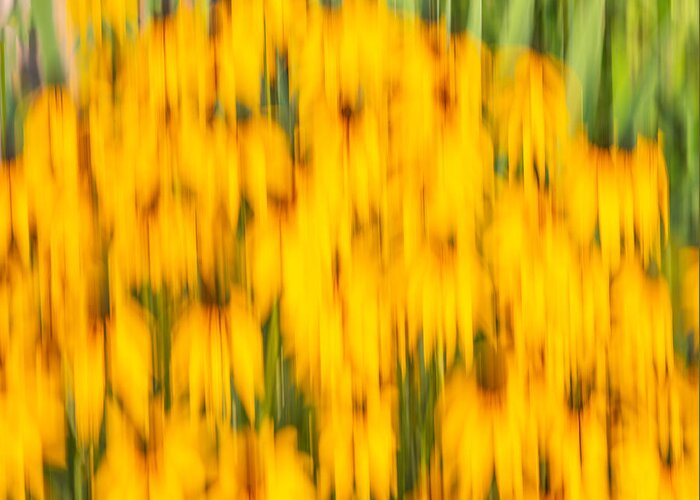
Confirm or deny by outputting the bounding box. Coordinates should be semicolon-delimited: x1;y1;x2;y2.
0;1;696;499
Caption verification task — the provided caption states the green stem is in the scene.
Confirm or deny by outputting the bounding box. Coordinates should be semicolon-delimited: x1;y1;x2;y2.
592;0;613;147
158;291;172;411
532;0;544;53
260;300;280;427
31;0;64;84
562;0;568;60
0;35;5;159
263;15;272;122
89;444;95;500
73;452;83;500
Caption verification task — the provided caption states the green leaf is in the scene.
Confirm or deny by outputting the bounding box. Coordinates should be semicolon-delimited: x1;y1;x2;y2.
466;0;482;40
30;0;64;84
499;0;533;47
259;300;281;427
565;0;605;130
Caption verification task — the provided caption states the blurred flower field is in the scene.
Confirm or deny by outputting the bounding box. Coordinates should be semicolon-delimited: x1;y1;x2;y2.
0;0;698;498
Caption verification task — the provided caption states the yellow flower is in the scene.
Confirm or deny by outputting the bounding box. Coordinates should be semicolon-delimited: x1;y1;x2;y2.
318;395;354;500
66;0;103;42
172;296;264;424
264;0;308;54
116;7;214;130
653;370;696;470
72;323;106;445
423;119;494;245
484;185;539;342
112;192;198;291
0;339;66;500
0;167;11;265
487;185;610;392
610;258;674;405
247;213;283;321
346;108;388;227
37;188;101;346
102;0;138;42
494;50;569;197
195;187;238;301
534;379;608;500
300;100;388;229
24;89;80;247
90;82;155;220
319;385;397;500
172;304;233;424
0;160;30;268
142;20;178;116
439;348;532;499
389;28;443;169
406;463;446;500
562;135;599;247
299;103;346;225
0;262;40;359
213;0;265;114
26;346;67;470
229;295;266;423
239;118;294;223
0;397;44;500
279;191;349;398
95;403;208;500
610;391;697;500
612;431;666;499
281;196;392;401
404;240;487;370
260;423;316;499
67;0;140;44
453;34;492;137
147;408;209;499
341;247;394;399
587;137;669;270
632;136;670;266
148;195;199;291
596;148;628;271
294;0;396;125
169;6;215;114
209;419;315;499
540;223;610;397
177;115;239;217
387;28;490;166
106;288;152;439
95;403;149;500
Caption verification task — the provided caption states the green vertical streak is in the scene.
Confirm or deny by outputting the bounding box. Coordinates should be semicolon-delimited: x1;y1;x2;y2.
592;0;613;147
260;300;280;427
499;0;533;47
467;0;482;40
445;0;451;40
152;0;163;18
88;444;95;500
156;290;172;411
165;297;172;411
73;449;83;500
561;0;567;60
31;0;65;84
263;15;272;122
396;358;410;499
0;35;5;159
531;0;545;53
566;0;605;131
611;3;631;145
